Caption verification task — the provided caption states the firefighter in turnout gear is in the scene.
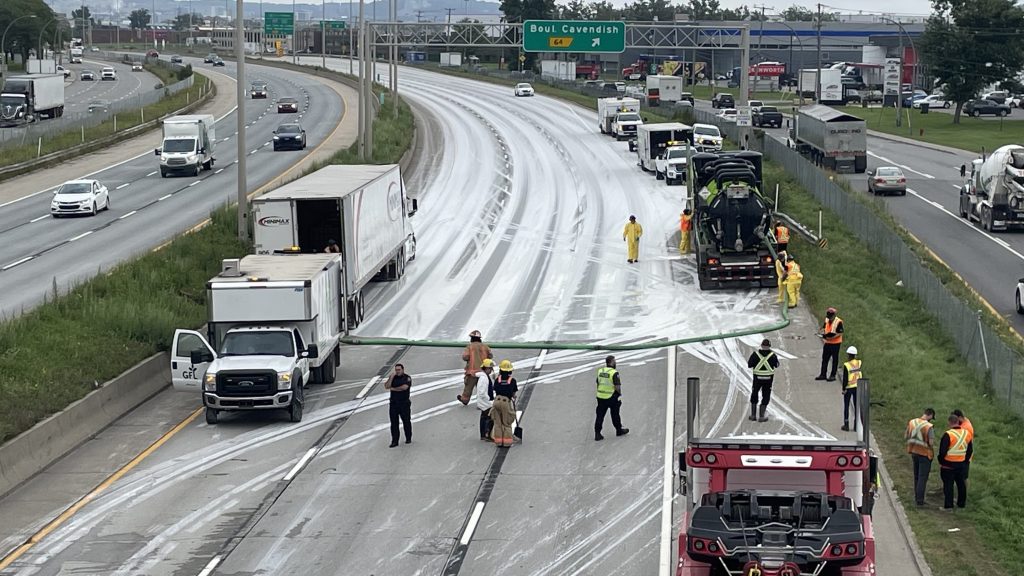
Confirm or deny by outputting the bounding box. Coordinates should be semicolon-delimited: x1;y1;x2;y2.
906;408;936;506
747;339;780;422
782;254;802;308
840;346;861;431
774;251;788;304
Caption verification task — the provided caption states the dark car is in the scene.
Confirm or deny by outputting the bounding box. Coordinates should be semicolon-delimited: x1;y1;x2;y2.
277;97;299;113
170;55;183;64
752;106;783;128
273;123;306;151
212;58;225;67
964;99;1011;117
251;82;268;99
711;93;735;109
204;53;217;63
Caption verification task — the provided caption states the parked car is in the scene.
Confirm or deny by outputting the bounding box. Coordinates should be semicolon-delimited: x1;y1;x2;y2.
50;179;110;217
982;90;1009;104
901;93;927;108
514;82;535;97
964;99;1011;117
101;67;116;81
867;166;907;196
80;70;95;81
251;82;268;99
273;123;307;151
711;93;735;109
845;90;862;104
87;99;110;113
1009;94;1024;108
277;97;299;113
863;90;884;103
170;55;183;64
914;94;951;109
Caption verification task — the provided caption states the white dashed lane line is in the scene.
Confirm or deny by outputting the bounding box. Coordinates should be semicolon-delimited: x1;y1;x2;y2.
68;231;93;242
29;215;48;223
2;256;33;270
116;183;130;190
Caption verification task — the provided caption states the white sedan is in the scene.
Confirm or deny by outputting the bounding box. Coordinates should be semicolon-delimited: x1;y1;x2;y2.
51;179;110;217
131;62;143;71
514;82;535;97
718;109;738;123
913;95;951;109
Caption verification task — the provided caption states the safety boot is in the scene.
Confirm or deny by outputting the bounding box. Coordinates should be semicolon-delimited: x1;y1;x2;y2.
758;405;769;422
749;403;758;421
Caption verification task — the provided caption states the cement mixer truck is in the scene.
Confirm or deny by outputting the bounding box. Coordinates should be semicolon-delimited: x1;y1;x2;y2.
959;145;1024;231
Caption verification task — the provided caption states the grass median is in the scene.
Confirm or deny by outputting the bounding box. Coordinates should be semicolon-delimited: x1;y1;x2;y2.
838;104;1024;154
0;82;412;445
0;71;211;170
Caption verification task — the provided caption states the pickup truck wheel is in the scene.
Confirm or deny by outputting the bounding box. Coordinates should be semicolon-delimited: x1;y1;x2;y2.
322;351;337;383
205;408;218;425
288;389;304;422
1017;289;1024;314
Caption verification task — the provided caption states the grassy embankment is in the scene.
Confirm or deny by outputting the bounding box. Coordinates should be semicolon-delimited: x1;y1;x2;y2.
0;70;211;170
444;71;1024;575
838;104;1024;154
0;83;413;445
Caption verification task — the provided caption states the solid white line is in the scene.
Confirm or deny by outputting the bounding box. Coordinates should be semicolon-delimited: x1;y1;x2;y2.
0;187;57;209
867;151;894;164
30;215;48;223
659;346;677;576
951;184;962;189
147;171;158;177
158;193;172;201
116;183;130;189
355;376;380;400
196;555;222;576
459;502;486;546
906;188;1024;261
896;163;935;179
533;349;547;370
2;256;33;270
68;231;93;242
118;210;137;219
282;447;317;482
189;180;201;187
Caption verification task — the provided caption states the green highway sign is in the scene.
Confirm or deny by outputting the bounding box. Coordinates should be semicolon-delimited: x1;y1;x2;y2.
321;20;347;30
523;20;625;53
264;12;294;36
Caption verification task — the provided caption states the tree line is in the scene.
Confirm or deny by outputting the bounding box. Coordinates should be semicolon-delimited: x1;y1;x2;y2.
501;0;840;24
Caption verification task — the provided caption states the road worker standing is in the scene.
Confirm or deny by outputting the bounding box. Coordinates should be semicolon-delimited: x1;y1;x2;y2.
774;220;790;254
623;215;643;263
747;339;779;422
816;307;844;382
782;254;803;308
840;346;861;431
679;209;693;254
939;413;973;510
774;251;788;304
906;408;936;506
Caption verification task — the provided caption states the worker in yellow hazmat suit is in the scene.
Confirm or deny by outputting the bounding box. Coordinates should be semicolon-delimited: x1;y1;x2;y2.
774;251;788;304
783;254;803;308
623;215;643;263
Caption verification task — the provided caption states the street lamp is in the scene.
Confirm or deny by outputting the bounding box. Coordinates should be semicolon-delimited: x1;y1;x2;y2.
38;18;57;61
878;16;916;128
769;17;805;105
2;14;38;78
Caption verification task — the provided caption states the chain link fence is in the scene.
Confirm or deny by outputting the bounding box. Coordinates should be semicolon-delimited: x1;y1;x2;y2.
0;57;197;151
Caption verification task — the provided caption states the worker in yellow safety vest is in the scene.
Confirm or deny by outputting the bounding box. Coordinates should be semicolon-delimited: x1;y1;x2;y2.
782;254;802;308
623;215;643;263
774;221;790;253
938;413;973;510
840;346;861;431
747;339;780;422
679;209;693;254
952;409;975;485
595;355;629;441
905;408;936;506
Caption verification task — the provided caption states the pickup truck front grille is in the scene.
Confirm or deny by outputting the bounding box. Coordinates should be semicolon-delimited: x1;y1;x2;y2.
217;371;277;397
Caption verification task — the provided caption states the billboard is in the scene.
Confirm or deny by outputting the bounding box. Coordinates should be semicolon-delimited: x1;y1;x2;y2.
884;58;900;96
750;64;785;77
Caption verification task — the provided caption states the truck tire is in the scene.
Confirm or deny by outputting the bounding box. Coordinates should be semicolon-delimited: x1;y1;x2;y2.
982;206;992;231
205;408;219;425
322;350;337;383
288;383;304;422
193;164;201;177
1017;288;1024;314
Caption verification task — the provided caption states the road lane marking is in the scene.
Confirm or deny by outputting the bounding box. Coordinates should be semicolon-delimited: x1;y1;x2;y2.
30;215;48;223
355;376;380;399
147;171;158;177
189;181;201;187
118;210;137;219
659;347;677;576
282;448;317;482
68;231;93;242
533;349;547;370
196;555;222;576
906;188;1024;261
0;408;203;571
215;168;224;174
2;256;33;270
158;193;172;201
896;163;935;179
459;502;486;546
116;183;130;189
867;151;894;164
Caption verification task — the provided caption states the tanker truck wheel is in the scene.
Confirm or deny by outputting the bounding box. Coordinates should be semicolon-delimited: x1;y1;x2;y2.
982;206;993;231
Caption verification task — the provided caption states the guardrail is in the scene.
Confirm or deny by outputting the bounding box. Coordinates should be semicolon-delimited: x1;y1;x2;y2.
0;56;194;151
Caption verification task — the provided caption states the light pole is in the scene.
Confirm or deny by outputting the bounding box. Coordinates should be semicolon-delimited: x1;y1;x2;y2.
878;16;915;128
235;0;248;242
322;0;326;68
38;19;57;61
2;14;38;78
769;17;805;105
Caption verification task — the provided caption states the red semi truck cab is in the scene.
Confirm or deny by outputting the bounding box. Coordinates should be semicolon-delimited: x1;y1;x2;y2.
677;378;877;576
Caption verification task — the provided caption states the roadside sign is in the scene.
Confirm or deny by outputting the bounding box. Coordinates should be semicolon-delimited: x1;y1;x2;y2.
523;20;625;53
321;20;346;30
264;12;294;36
519;54;526;62
736;105;752;127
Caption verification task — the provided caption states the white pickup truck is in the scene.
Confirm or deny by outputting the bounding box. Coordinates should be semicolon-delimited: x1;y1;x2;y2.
655;143;690;186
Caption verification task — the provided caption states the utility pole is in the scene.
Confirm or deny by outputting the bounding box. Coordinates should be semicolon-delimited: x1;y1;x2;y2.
739;25;751;149
815;2;822;104
896;23;903;128
445;8;454;54
753;5;772;92
349;0;354;74
235;0;248;242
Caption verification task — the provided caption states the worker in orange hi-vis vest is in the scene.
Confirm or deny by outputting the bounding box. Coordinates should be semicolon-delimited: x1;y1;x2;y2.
678;209;693;254
774;220;791;253
906;408;936;507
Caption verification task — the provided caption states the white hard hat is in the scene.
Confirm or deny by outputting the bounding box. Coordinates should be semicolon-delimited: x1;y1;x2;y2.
847;346;858;355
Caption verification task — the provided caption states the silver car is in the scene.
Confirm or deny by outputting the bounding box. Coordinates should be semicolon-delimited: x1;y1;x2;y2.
868;166;907;196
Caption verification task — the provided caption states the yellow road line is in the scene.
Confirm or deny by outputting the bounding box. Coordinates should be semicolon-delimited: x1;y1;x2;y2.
152;69;351;252
0;407;203;571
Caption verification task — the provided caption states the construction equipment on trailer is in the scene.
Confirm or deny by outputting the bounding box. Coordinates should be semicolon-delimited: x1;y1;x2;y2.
690;151;777;290
676;377;878;576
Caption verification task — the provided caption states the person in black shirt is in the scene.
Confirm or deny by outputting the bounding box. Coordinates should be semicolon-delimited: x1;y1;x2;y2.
489;360;519;447
385;364;412;447
747;338;780;422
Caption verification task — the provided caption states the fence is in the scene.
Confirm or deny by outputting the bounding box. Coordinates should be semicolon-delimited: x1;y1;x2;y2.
0;57;197;151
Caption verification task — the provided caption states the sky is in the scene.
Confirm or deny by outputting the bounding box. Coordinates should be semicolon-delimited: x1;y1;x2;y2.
694;0;935;18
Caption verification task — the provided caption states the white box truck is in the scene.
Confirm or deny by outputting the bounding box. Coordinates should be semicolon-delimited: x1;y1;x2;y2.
636;122;693;173
252;164;416;329
0;74;65;126
597;96;640;136
440;52;462;67
646;75;684;103
69;47;83;63
799;68;843;104
155;114;216;177
541;60;576;81
170;254;344;424
26;59;57;74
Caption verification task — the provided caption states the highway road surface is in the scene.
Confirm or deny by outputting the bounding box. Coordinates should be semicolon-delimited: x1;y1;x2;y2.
62;58;158;113
0;61;926;576
0;56;345;317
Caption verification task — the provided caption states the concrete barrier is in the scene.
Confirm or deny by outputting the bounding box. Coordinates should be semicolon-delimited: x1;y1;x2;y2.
0;352;169;498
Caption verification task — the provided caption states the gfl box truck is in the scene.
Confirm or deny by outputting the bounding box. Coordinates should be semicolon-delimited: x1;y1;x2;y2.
252;164;417;329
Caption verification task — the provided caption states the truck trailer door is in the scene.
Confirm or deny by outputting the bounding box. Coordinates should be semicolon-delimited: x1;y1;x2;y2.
253;200;297;254
170;329;215;392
